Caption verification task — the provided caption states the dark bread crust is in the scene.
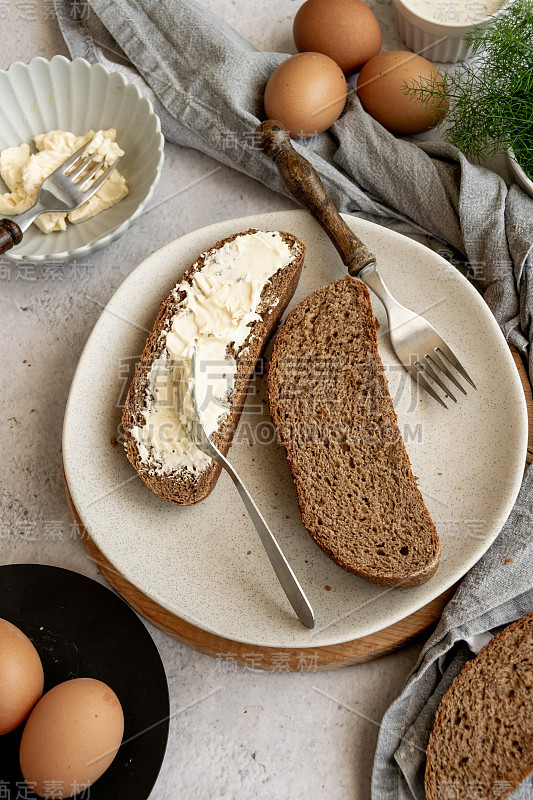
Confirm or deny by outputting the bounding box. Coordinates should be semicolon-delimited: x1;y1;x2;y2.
267;276;440;588
122;229;304;505
425;611;533;800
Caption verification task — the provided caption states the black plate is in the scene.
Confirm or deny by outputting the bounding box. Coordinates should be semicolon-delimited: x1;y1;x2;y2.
0;564;169;799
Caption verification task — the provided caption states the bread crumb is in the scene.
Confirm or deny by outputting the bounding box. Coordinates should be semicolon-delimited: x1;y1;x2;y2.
325;585;331;591
110;436;117;446
247;550;251;555
30;409;35;413
437;472;442;475
505;557;514;564
285;515;290;519
23;359;26;363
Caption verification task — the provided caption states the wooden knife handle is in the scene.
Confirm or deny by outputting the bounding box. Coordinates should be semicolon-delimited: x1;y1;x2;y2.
256;120;375;276
0;219;23;253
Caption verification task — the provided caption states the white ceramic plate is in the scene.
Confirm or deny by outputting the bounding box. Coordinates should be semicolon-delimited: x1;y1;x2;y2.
0;56;164;261
63;211;527;649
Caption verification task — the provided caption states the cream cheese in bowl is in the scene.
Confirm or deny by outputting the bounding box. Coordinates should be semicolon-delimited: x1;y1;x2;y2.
0;55;164;261
0;129;128;234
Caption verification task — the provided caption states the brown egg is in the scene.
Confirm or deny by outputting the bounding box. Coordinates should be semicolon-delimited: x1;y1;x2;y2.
293;0;382;74
264;52;347;138
357;51;447;135
20;678;124;799
0;619;44;735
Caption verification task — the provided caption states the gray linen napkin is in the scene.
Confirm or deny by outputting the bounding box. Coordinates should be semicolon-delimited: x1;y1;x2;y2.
54;1;533;797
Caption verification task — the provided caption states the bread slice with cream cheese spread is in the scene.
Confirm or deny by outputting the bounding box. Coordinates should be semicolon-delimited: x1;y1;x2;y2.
122;228;305;505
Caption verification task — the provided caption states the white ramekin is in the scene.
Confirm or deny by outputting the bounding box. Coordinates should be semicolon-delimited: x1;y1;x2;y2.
392;0;508;63
506;149;533;199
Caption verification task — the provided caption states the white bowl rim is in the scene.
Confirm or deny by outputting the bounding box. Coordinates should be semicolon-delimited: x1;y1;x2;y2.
0;54;165;262
507;147;533;192
393;0;510;31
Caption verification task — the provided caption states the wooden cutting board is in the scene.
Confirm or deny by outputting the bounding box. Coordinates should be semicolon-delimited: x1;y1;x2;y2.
65;345;532;671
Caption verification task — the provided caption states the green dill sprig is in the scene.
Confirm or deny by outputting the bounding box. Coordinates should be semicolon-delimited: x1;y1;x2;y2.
404;0;533;179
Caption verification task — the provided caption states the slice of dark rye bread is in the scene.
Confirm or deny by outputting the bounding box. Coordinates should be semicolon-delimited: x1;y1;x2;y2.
425;611;533;800
267;276;440;587
122;229;305;505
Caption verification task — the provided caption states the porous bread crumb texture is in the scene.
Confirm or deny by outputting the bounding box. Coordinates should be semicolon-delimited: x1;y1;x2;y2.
267;277;440;587
122;229;305;505
425;611;533;800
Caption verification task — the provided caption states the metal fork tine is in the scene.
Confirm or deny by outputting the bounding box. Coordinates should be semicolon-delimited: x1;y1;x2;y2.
423;356;457;402
430;350;467;395
82;157;121;195
78;160;105;187
435;344;476;389
407;363;448;409
58;137;95;173
65;153;95;182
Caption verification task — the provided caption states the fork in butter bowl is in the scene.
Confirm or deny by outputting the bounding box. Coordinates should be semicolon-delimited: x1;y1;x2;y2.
0;128;128;234
0;137;123;254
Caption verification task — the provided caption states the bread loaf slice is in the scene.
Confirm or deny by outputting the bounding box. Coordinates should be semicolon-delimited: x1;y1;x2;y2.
267;276;440;587
425;611;533;800
123;229;305;505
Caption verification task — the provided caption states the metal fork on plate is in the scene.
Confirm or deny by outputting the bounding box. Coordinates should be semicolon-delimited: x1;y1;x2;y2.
189;346;315;629
358;264;476;407
0;138;122;254
257;120;476;408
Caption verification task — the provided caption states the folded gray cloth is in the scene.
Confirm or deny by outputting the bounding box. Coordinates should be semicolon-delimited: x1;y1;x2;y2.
54;1;533;798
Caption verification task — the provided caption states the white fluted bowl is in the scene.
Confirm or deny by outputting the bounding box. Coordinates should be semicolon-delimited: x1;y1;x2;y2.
0;55;164;261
